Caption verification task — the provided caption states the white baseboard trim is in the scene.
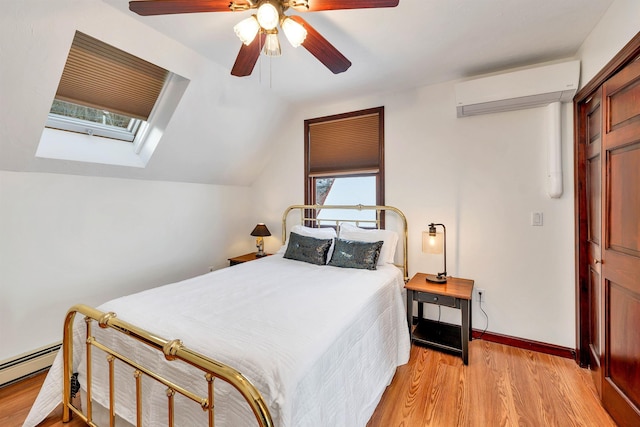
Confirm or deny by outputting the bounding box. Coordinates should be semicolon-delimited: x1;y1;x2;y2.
0;342;61;387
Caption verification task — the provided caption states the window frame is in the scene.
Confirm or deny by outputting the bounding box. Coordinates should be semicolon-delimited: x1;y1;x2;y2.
46;110;143;142
304;106;385;225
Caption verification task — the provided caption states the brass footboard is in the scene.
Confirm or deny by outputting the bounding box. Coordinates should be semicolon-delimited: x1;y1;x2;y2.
62;304;273;427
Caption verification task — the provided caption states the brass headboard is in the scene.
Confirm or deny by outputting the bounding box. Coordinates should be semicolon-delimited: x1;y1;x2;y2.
281;204;409;282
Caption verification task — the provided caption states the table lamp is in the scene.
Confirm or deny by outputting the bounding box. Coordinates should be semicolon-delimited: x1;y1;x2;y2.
422;223;447;283
251;223;271;257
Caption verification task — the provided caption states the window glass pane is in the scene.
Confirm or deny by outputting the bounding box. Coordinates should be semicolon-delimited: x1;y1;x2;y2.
50;100;136;130
316;176;377;225
47;100;142;142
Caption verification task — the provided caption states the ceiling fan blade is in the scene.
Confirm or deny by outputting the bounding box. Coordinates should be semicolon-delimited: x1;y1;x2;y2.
129;0;238;16
231;33;267;77
293;0;399;12
290;15;351;74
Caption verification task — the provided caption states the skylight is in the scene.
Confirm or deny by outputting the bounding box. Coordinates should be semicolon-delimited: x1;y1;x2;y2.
37;31;189;167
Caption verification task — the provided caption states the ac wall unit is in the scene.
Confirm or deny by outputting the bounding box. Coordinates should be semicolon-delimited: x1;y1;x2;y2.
455;60;580;117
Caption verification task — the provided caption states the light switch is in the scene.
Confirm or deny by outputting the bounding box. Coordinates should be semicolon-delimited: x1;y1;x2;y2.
531;212;543;226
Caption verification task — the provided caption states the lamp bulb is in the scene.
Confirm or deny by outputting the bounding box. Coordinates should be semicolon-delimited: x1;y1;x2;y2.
263;32;281;57
256;2;279;31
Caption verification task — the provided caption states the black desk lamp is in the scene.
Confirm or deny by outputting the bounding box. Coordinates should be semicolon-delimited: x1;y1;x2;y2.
422;223;447;283
251;223;271;257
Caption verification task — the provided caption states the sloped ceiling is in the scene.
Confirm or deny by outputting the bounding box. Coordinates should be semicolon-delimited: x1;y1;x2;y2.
103;0;614;103
0;0;614;185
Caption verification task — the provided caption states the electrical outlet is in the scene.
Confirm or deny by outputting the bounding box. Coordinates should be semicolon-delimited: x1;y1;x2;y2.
476;288;485;302
531;212;543;226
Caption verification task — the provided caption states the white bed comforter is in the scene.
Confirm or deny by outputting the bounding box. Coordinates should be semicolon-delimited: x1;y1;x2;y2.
24;254;410;427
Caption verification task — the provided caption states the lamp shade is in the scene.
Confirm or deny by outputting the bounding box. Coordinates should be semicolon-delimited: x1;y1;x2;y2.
422;230;444;254
282;17;307;47
263;32;281;56
234;16;260;46
251;223;271;237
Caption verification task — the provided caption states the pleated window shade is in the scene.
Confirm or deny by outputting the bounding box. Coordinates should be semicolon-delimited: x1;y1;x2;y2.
308;112;381;176
54;31;169;120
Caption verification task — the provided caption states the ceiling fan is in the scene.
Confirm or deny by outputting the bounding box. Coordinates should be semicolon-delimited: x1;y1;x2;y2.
129;0;399;77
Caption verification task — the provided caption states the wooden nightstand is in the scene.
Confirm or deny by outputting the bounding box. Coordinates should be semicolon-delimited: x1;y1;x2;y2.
405;273;474;364
228;252;271;266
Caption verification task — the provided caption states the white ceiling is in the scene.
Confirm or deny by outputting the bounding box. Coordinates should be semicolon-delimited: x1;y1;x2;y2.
103;0;614;104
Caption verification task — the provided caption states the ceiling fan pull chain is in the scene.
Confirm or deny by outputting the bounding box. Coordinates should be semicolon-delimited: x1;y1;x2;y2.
259;33;263;84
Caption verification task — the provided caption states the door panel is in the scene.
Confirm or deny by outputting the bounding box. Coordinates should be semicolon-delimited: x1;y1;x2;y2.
588;266;600;383
608;79;640;129
601;57;640;427
587;146;601;247
608;145;640;257
608;282;640;408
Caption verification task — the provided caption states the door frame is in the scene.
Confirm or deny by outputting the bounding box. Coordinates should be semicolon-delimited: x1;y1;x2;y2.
574;31;640;368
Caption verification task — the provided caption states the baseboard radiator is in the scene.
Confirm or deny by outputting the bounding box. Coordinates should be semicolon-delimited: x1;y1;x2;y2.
0;342;61;387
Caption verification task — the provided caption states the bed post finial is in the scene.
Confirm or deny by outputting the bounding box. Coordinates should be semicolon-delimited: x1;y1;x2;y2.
163;339;184;361
98;312;117;328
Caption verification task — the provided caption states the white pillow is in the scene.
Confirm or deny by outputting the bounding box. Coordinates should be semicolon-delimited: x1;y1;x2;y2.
338;222;399;265
277;225;337;263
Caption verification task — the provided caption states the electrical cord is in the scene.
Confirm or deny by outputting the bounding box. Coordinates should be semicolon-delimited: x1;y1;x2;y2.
477;295;489;339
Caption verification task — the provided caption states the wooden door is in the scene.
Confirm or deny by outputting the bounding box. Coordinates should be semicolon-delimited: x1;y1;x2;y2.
584;89;603;395
600;56;640;426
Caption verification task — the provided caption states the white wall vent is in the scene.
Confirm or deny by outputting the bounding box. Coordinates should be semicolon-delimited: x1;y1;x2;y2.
454;61;580;117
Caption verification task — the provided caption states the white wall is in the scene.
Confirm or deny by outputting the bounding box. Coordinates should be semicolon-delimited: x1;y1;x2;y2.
0;171;255;361
252;82;577;347
253;0;638;349
577;0;640;86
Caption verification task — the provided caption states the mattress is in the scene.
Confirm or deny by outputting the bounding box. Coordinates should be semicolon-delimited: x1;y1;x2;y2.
24;254;410;427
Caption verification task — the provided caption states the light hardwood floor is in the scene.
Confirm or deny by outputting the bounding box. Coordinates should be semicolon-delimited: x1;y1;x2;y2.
1;340;616;427
368;340;616;426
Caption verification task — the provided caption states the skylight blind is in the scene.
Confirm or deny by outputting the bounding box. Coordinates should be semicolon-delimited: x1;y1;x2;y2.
307;112;381;175
55;31;168;120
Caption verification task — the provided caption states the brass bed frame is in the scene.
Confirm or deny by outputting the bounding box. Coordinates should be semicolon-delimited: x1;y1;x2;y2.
62;204;408;426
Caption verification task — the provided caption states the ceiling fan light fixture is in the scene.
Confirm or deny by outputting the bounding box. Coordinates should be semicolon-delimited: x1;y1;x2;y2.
263;32;282;57
256;2;280;31
281;16;307;47
233;15;260;45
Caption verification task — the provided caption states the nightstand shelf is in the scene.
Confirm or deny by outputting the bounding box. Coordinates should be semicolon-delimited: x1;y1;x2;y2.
412;319;462;356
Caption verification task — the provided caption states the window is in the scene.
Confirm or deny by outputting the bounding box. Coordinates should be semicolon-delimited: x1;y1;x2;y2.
47;31;167;142
304;107;384;225
37;31;189;167
47;100;143;142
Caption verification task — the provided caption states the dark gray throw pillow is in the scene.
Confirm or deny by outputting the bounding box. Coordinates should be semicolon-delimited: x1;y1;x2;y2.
284;232;333;265
328;239;384;270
